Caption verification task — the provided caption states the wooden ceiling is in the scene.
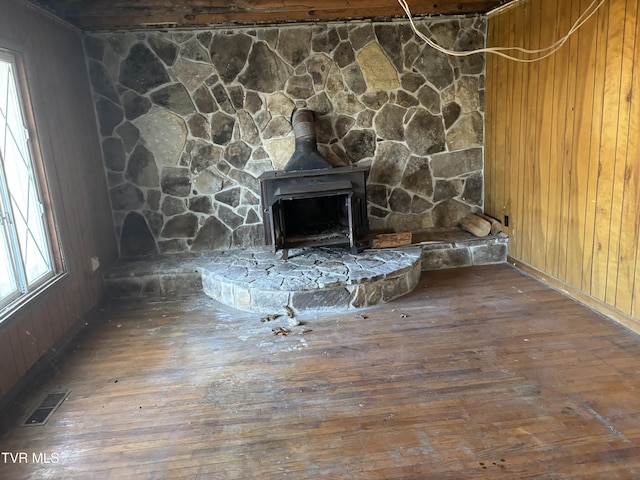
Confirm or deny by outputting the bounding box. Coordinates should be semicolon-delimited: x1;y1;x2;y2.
28;0;518;31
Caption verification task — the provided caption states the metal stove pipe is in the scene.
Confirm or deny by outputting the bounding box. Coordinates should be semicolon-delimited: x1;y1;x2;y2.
283;109;333;171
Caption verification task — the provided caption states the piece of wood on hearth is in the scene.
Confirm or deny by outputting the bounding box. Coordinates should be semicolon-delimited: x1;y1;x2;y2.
371;232;413;248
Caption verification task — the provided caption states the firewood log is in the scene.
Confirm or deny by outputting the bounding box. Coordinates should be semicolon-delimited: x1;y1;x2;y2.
460;213;491;237
475;212;503;235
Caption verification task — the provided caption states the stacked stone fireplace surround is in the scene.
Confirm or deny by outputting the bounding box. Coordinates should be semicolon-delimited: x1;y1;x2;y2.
88;16;506;311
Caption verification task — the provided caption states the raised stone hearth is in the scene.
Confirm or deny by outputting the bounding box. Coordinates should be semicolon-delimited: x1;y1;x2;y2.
104;246;422;314
200;247;421;313
103;228;508;313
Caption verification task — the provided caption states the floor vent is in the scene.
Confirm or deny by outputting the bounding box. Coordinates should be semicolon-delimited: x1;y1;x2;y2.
22;391;70;426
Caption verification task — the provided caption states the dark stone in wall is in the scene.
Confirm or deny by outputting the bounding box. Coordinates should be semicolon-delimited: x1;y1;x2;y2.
401;72;426;92
238;42;292;93
146;190;161;210
120;212;158;257
374;104;406;141
126;144;159;187
342;129;376;163
368;184;389;209
150;84;195;115
431;148;483;177
161;213;198;238
374;24;403;71
215;187;241;208
463;171;483;206
218;205;244;229
148;35;178;66
311;27;340;53
143;210;163;237
190;141;222;173
181;38;210;62
389;188;412;214
434;179;463;203
210;111;235;145
431;198;472;226
334;41;355;68
161;167;192;197
191;217;231;251
396;91;418;108
110;183;144;210
88;60;118;103
188;196;213;213
210;33;253;83
454;30;485;75
115;122;140;153
277;28;311;67
122;91;152;121
187;114;210;140
232;224;264;248
401;156;433;198
417;85;441;113
413;47;454;91
84;35;104;61
224;141;251;169
227;86;245;110
286;75;315;99
193;84;217;113
102;137;126;172
370;142;409;186
120;43;170;94
443;102;462;129
343;65;367;96
213;84;234;113
161;196;186;216
96;97;123;136
405;110;445;156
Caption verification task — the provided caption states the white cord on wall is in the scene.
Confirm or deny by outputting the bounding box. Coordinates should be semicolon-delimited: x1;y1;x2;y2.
397;0;608;62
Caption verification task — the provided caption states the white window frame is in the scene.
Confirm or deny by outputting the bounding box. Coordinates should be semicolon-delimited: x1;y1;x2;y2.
0;47;64;319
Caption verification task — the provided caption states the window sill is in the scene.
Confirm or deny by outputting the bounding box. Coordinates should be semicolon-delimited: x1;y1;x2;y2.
0;272;70;334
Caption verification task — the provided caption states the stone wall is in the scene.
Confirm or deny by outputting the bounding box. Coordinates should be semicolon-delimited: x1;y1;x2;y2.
85;17;486;257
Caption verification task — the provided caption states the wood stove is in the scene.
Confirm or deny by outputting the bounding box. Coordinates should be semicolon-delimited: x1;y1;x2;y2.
258;109;369;259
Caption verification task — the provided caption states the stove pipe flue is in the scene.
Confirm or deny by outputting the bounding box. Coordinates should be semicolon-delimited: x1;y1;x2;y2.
283;109;333;171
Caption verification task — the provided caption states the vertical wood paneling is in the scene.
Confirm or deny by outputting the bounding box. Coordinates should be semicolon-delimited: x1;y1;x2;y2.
565;0;597;288
0;0;118;402
582;1;609;294
545;0;580;277
532;0;555;270
627;4;640;318
607;0;638;305
486;0;640;327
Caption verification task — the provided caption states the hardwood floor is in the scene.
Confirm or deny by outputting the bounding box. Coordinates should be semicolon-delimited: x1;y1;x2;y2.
1;264;640;479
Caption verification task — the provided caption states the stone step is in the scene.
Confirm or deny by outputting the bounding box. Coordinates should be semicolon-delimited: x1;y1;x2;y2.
103;228;508;314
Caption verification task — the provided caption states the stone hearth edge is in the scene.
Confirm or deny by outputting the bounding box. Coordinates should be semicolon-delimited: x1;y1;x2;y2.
103;229;508;314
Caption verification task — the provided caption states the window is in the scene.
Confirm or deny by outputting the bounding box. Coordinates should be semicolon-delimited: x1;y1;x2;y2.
0;48;61;315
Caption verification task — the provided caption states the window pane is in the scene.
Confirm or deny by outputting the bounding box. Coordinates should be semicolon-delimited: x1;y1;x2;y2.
0;50;56;306
0;223;18;302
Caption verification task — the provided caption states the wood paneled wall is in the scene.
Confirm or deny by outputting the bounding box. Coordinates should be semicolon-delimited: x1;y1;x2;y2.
485;0;640;329
0;1;118;405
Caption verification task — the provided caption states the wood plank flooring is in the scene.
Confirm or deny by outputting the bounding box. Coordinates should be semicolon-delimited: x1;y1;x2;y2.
2;264;640;479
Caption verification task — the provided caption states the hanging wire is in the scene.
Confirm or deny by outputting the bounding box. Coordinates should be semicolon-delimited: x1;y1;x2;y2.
397;0;608;62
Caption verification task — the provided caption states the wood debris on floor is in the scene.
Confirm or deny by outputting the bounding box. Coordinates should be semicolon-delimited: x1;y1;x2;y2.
260;313;282;322
272;326;291;336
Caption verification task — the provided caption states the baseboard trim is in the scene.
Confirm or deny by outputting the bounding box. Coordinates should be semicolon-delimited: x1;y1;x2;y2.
508;256;640;336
